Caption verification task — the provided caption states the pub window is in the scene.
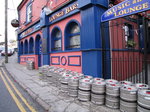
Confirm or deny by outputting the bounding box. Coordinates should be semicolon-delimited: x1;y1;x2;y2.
123;23;135;48
65;21;80;49
51;27;62;51
26;3;32;23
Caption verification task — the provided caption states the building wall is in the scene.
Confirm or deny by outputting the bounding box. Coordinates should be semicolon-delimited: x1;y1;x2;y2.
17;0;109;78
19;0;46;31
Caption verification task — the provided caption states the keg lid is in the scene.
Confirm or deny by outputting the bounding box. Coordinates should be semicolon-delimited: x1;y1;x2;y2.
70;76;79;80
121;85;137;92
93;81;106;85
76;73;84;77
93;78;104;82
120;81;132;86
62;74;72;78
80;78;93;83
84;75;93;79
138;90;150;96
106;79;118;84
107;83;120;87
135;83;149;90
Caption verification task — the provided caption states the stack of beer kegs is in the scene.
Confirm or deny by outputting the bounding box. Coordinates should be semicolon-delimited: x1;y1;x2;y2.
91;78;105;105
105;79;120;109
120;85;137;112
60;74;72;92
137;90;150;112
78;78;93;101
68;76;79;97
26;61;34;70
136;83;150;112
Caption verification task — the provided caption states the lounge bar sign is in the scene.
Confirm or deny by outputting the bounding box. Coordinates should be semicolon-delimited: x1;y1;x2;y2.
101;0;150;22
49;3;78;22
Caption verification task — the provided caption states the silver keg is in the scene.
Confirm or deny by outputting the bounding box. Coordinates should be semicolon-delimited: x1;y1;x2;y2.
138;90;150;109
106;79;118;84
137;105;150;112
119;81;133;86
135;83;149;90
68;89;78;97
93;78;104;82
75;73;84;78
60;74;72;84
68;76;79;90
79;78;93;91
105;95;120;109
120;85;137;102
60;83;68;92
91;93;105;105
120;99;137;112
83;75;93;79
92;81;106;94
78;89;90;101
106;83;120;96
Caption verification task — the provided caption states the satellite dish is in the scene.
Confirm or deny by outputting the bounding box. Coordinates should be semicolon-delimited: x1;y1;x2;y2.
11;19;19;27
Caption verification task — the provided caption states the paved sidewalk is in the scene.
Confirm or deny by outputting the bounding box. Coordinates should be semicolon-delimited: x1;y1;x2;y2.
4;54;120;112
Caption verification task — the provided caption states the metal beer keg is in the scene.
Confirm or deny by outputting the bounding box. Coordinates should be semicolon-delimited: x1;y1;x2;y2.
79;78;93;91
92;81;106;94
68;89;78;97
137;105;150;112
138;90;150;109
68;76;79;90
78;89;90;101
91;93;105;105
105;95;120;109
106;83;120;96
120;85;137;102
119;81;133;86
106;79;118;84
135;83;149;90
93;78;104;82
120;99;137;112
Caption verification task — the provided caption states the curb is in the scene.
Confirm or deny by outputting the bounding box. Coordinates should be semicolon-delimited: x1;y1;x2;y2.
3;63;50;111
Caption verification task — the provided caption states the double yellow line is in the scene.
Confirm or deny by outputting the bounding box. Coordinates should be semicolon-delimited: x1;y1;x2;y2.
0;68;36;112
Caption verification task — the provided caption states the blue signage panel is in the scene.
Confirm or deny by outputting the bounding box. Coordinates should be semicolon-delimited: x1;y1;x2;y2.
101;0;150;22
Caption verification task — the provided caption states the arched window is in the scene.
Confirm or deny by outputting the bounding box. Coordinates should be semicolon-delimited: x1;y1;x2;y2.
29;37;34;53
35;35;41;54
51;27;62;51
24;39;28;54
20;42;23;54
65;21;80;49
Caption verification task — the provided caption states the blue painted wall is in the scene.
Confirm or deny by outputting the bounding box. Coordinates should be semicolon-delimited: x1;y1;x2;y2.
79;0;109;77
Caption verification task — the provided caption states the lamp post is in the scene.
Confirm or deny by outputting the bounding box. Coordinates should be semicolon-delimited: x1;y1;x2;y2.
5;0;8;63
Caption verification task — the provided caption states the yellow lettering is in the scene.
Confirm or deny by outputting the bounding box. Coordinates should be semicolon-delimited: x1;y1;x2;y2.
129;7;136;12
133;0;142;4
114;12;118;17
125;1;130;7
142;2;149;9
132;0;137;4
107;10;113;15
135;5;142;10
118;10;124;16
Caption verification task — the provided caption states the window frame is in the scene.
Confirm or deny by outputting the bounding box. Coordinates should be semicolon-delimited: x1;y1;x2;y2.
26;2;32;24
65;20;81;50
51;27;62;52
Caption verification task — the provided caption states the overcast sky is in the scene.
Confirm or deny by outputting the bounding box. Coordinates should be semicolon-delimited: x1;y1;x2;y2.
0;0;22;42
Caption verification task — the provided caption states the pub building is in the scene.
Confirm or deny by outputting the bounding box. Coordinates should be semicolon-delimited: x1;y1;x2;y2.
17;0;150;80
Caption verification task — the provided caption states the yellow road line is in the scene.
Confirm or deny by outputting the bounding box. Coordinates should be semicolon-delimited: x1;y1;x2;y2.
0;71;26;112
1;68;37;112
